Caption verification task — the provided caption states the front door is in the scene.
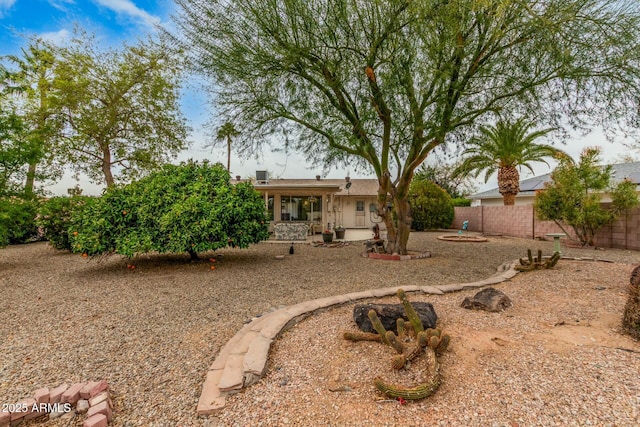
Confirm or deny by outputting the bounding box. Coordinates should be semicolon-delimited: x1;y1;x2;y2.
355;200;365;227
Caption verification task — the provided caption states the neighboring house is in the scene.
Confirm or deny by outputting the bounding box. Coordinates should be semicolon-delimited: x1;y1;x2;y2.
468;161;640;206
232;172;383;232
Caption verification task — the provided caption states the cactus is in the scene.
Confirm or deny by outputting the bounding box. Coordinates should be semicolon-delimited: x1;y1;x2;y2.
386;331;405;354
397;289;424;334
345;292;449;401
391;354;406;370
396;318;405;337
368;310;390;345
343;331;382;342
374;345;441;400
623;265;640;340
516;249;561;271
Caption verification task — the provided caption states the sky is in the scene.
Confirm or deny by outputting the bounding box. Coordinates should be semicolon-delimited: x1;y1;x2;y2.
1;0;638;196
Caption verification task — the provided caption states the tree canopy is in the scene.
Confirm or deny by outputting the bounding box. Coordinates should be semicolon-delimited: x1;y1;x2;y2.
2;40;63;195
70;161;269;259
534;147;639;246
452;118;570;205
53;32;190;187
171;0;640;253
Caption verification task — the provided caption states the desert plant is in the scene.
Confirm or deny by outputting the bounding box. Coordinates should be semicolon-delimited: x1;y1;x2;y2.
344;289;449;400
622;265;640;341
515;249;560;271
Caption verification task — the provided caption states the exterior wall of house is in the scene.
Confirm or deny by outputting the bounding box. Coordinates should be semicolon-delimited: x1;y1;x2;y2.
454;205;640;250
333;196;383;229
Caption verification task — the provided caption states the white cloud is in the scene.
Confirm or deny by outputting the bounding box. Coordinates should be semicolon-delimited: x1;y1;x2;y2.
0;0;16;18
38;28;71;45
47;0;75;12
93;0;161;28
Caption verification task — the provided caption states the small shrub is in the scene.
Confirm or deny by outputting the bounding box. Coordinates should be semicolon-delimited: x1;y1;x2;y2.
0;196;40;247
408;181;454;231
37;195;91;250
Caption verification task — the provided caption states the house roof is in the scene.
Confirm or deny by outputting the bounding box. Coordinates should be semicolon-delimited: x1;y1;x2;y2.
469;161;640;200
233;178;380;196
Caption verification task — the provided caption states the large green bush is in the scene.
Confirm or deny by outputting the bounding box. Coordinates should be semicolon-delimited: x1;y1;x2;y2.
37;195;91;250
408;181;454;231
0;196;40;247
70;161;269;259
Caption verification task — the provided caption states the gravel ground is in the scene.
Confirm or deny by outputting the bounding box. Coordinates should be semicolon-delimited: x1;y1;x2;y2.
0;232;639;426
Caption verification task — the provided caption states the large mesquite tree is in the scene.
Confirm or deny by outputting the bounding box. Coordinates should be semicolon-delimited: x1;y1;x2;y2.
171;0;640;254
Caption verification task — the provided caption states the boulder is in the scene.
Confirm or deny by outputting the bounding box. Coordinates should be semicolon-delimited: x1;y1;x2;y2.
353;302;437;334
461;287;512;312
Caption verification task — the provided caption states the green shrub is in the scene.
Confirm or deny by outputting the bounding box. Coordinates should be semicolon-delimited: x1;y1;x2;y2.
0;196;40;247
37;195;91;250
70;160;269;259
452;198;472;207
408;181;454;231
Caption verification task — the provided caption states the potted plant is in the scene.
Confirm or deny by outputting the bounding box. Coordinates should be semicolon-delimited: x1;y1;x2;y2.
322;229;334;243
334;225;346;239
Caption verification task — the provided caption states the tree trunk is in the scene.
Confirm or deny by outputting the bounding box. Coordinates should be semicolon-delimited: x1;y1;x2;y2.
24;162;37;195
378;186;412;255
188;249;199;261
226;137;231;171
498;166;520;206
102;145;115;187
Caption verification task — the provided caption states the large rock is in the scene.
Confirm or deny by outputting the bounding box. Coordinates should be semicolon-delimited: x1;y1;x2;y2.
353;302;437;334
461;287;512;312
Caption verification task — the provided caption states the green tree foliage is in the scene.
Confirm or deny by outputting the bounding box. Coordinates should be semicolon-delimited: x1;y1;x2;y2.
37;195;90;250
0;110;26;196
70;161;269;259
53;31;190;187
3;39;64;195
171;0;640;254
452;118;570;205
534;147;639;246
0;196;40;247
414;156;478;199
408;181;454;231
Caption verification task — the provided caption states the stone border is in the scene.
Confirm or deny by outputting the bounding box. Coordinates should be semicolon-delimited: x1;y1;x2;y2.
366;251;432;261
195;256;613;415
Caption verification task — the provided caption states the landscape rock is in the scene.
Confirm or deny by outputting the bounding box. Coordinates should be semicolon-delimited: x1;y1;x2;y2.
76;399;90;414
461;287;512;312
353;302;437;334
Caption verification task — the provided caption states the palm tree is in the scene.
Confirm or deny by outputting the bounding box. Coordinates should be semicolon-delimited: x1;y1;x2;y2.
215;122;240;172
453;118;570;206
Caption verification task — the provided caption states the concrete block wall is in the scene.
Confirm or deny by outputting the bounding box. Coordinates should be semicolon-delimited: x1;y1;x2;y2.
453;205;640;250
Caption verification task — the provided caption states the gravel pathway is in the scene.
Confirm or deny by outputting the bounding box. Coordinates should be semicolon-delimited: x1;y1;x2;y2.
0;232;638;426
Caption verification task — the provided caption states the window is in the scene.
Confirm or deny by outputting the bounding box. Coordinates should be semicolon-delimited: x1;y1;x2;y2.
280;195;322;222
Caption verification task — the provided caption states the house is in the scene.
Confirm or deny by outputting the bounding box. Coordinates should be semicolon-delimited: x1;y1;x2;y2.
468;161;640;206
232;172;383;233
